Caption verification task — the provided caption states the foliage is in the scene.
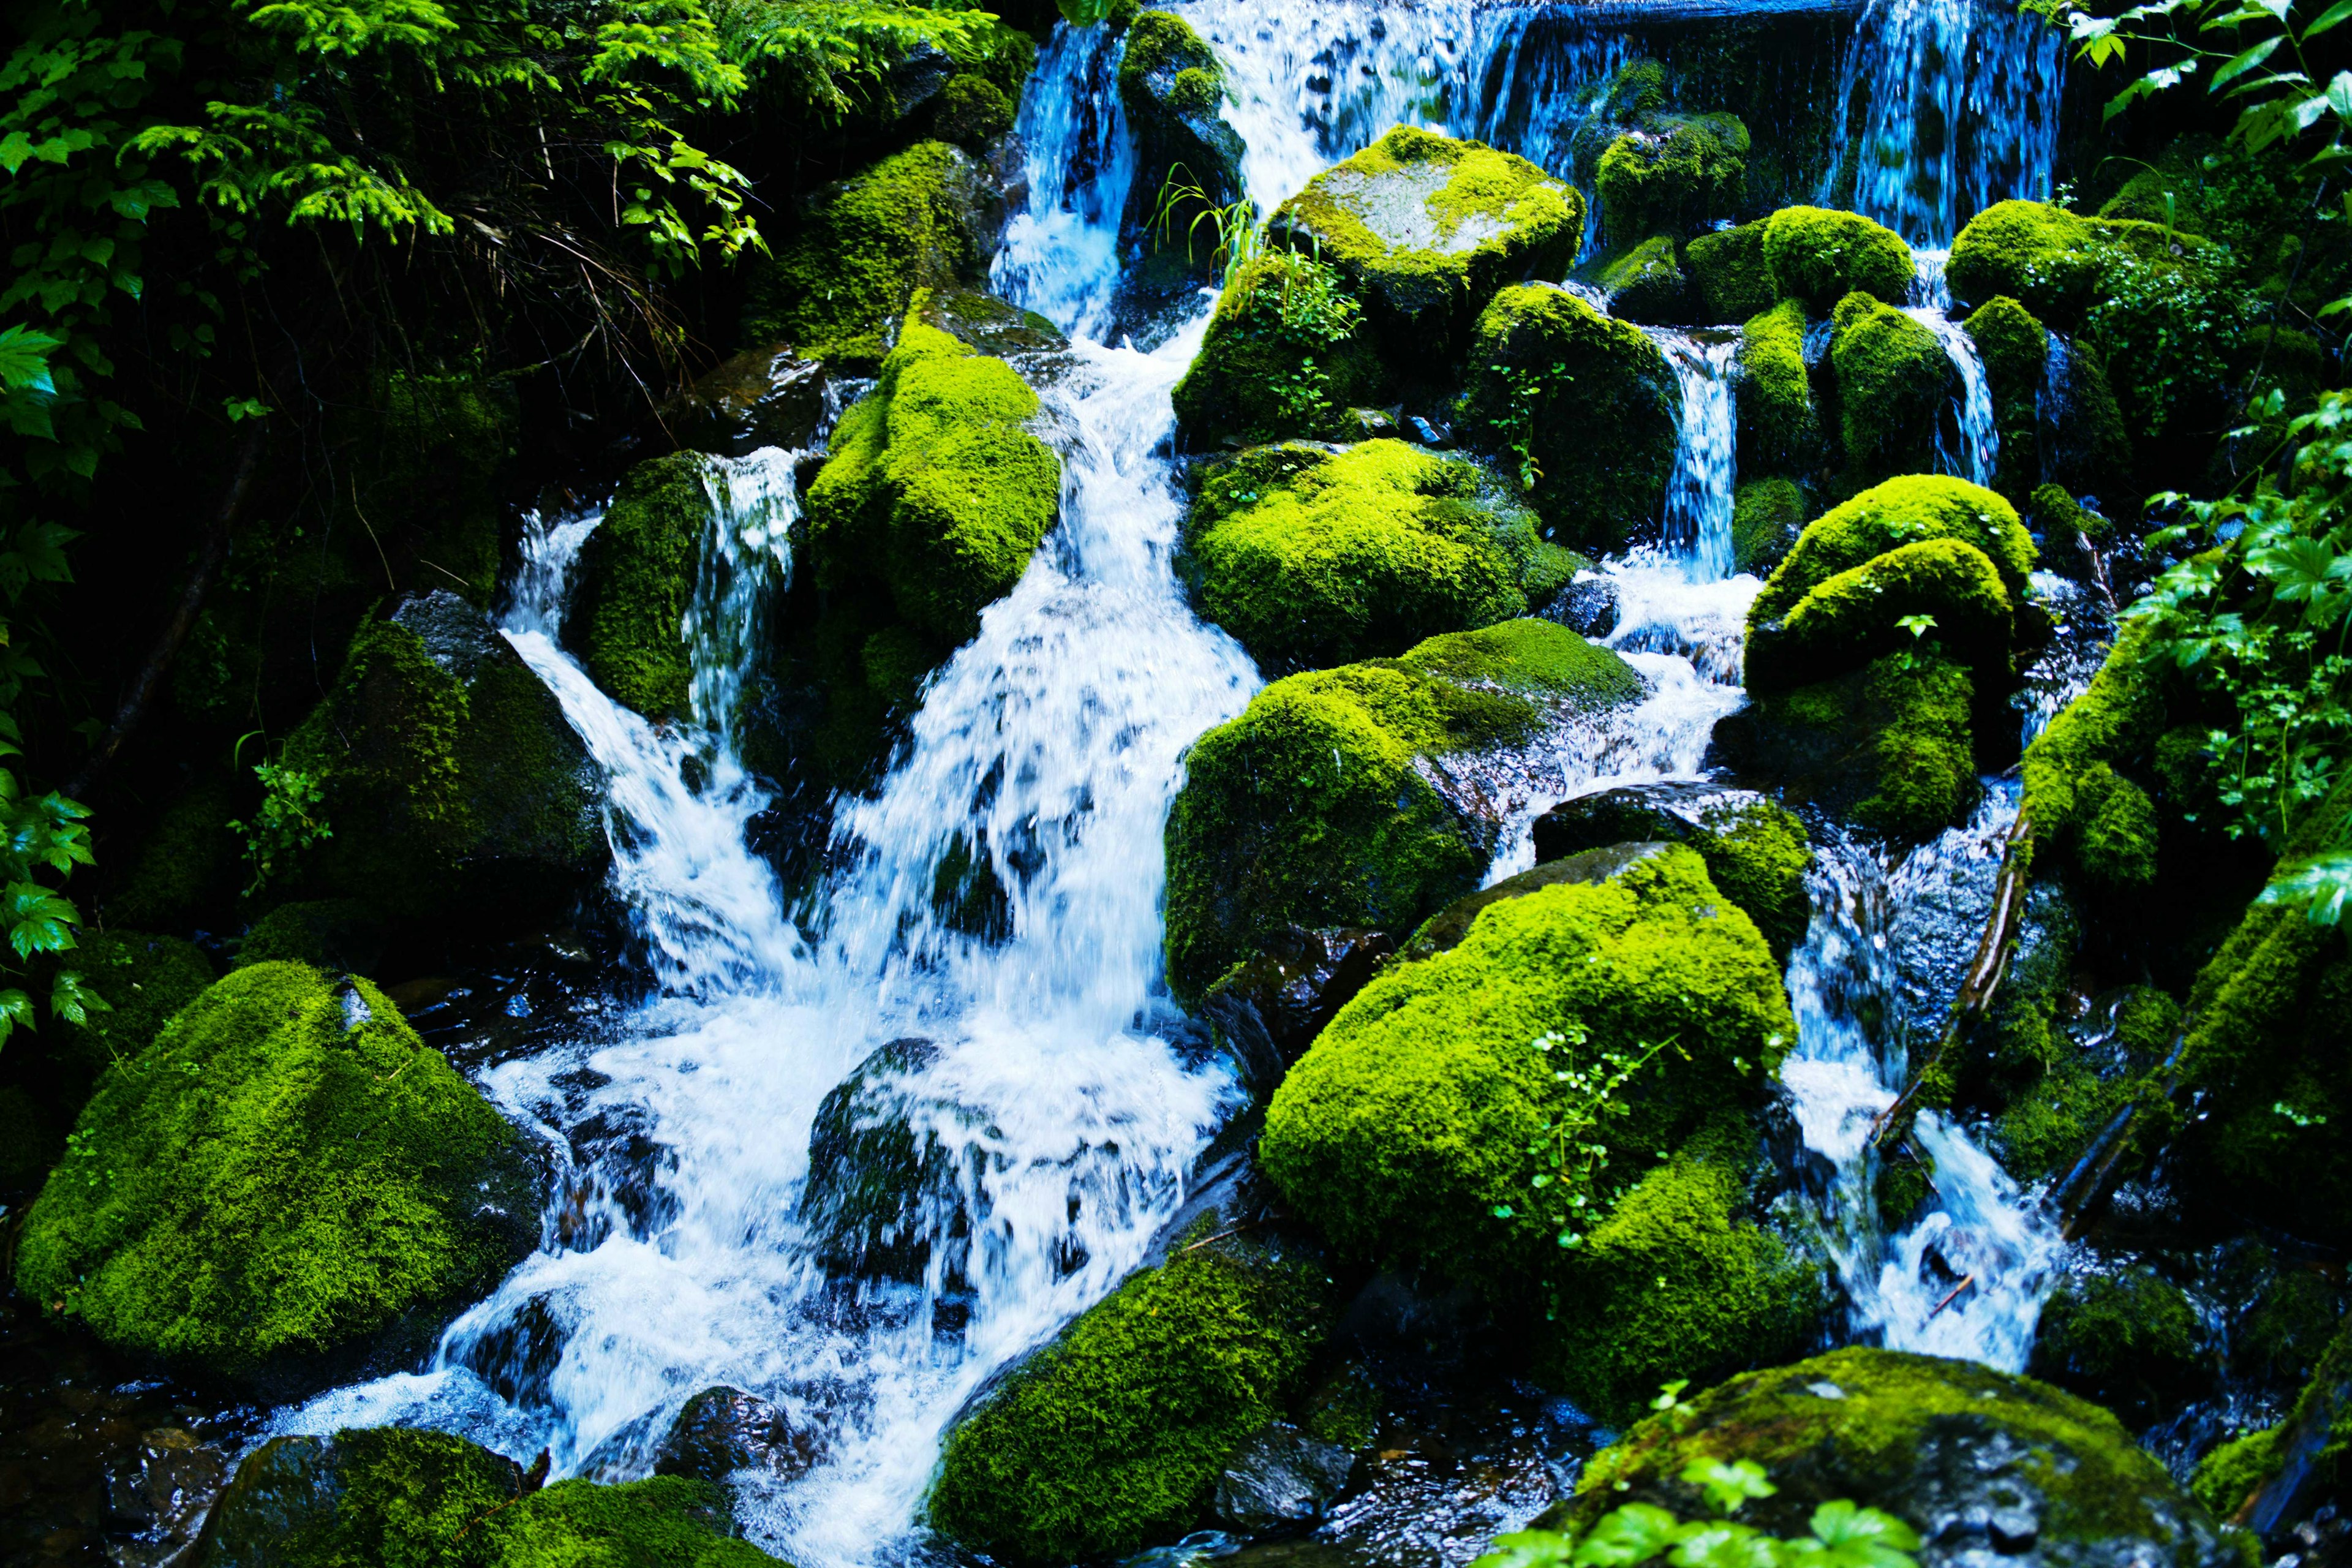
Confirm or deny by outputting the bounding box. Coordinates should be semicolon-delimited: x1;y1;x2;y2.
1170;247;1381;447
228;760;331;894
1491;1022;1681;1251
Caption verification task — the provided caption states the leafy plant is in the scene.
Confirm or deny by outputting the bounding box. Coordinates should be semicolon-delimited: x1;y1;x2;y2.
1491;1025;1683;1251
1493;360;1570;494
228;760;332;894
1152;163;1261;292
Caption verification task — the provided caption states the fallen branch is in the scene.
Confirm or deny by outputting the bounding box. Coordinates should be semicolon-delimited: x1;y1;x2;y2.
1927;1273;1977;1319
2054;1022;2193;1238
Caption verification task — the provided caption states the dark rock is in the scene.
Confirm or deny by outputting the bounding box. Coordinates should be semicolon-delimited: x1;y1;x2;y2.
1531;782;1812;957
918;286;1069;361
1542;567;1620;638
1210;1420;1355;1532
652;1386;823;1485
107;1427;230;1568
1197;927;1398;1102
659;345;827;458
797;1038;978;1283
390;589;502;680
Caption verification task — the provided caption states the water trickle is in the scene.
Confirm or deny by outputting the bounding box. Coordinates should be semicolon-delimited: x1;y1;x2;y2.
1648;328;1741;583
1907;250;2000;489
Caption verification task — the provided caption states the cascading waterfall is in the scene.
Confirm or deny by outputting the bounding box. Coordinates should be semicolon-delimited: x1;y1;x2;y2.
1908;249;2001;489
1649;328;1740;582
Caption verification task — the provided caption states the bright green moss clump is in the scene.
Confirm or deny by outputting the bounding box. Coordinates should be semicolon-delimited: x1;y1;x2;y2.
1753;474;2034;622
1762;206;1915;311
1259;845;1793;1289
1184;440;1549;671
1830;292;1954;487
1163;619;1642;1001
1719;653;1980;841
1595;115;1749;247
1687;219;1773;322
928;1233;1332;1565
1736;300;1820;477
1746;537;2016;695
575;450;712;719
1732;477;1807;578
1947;199;2098;326
1269;126;1582;369
1597;233;1689;323
1171;251;1384;448
1461;284;1677;552
805;317;1060;645
1118;10;1243;257
2019;619;2169;882
1964;295;2051;502
15;963;536;1376
1532;785;1813;960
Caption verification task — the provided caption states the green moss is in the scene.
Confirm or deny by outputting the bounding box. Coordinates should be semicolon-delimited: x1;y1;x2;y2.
927;1234;1333;1565
1736;300;1821;477
458;650;603;872
1162;620;1642;1001
1562;1347;2225;1552
1722;654;1980;841
1732;477;1807;578
1461;284;1677;552
2074;761;2160;889
933;72;1014;151
235;899;387;974
1964;295;2050;503
2195;1425;2285;1520
14;963;536;1375
1268;126;1582;371
2032;481;2111;562
2032;1267;2203;1417
1185;440;1535;669
739;141;987;360
47;931;212;1095
574;450;711;720
2019;619;2168;865
1595;115;1749;247
1119;9;1243;276
1597;233;1690;323
1687;220;1774;322
1259;844;1793;1287
1753;473;2033;623
804;318;1060;644
1534;786;1813;960
1829;291;1954;487
1540;1117;1823;1424
1746;537;2015;695
1947;200;2098;326
1761;206;1914;312
1172;251;1385;448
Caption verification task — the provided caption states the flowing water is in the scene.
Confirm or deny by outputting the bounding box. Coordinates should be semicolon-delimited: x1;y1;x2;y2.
1907;249;2002;491
1651;328;1740;581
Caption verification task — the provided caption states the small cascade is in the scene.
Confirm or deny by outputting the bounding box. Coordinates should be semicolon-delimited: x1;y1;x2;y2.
1907;250;2000;489
992;21;1136;341
1780;788;2069;1370
1824;0;2065;248
1649;328;1740;582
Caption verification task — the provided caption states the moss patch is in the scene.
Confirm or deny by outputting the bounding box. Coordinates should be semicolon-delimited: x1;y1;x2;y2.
1732;476;1807;578
1688;219;1774;322
1829;291;1953;487
1965;295;2051;504
1762;206;1914;312
1597;233;1691;324
1172;251;1385;448
1948;199;2098;326
1596;115;1749;247
573;450;711;720
1736;299;1821;478
1717;652;1980;842
45;930;212;1096
1753;473;2033;623
1746;536;2015;695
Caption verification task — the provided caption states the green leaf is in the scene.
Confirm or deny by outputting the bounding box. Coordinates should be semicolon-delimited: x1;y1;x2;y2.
1682;1458;1778;1516
1572;1504;1683;1566
2305;0;2352;36
2210;36;2282;92
1474;1530;1578;1568
0;325;63;395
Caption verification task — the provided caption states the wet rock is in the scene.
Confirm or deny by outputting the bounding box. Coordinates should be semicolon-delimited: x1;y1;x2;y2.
1540;567;1619;638
1531;782;1812;958
106;1427;229;1568
658;345;827;457
796;1038;977;1284
1210;1421;1354;1532
652;1386;823;1485
1199;926;1397;1102
919;286;1068;361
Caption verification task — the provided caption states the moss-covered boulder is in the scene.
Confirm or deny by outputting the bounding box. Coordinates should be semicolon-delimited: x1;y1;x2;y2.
1754;474;2034;624
2031;1267;2204;1420
1550;1348;2233;1567
16;963;537;1379
1163;619;1643;1002
1530;781;1812;959
573;450;713;719
805;315;1060;646
1732;476;1807;578
1594;115;1749;248
739;140;998;363
1746;537;2016;696
1267;126;1581;372
1736;298;1822;478
1763;206;1915;312
1948;199;2099;327
1597;233;1691;325
795;1037;970;1283
1171;250;1385;449
2019;620;2171;889
928;1229;1333;1565
1260;842;1791;1282
1461;284;1678;552
1830;291;1955;487
1118;9;1243;275
194;1427;780;1567
1688;219;1773;322
1182;439;1575;671
1966;295;2051;503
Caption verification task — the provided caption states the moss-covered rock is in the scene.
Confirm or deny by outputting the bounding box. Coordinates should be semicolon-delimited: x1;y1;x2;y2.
1118;9;1243;275
1713;652;1980;842
1460;284;1678;552
2019;619;2170;885
1732;476;1807;578
1687;219;1774;322
16;963;537;1378
1183;439;1567;671
1553;1348;2232;1566
1829;291;1954;487
1753;473;2034;624
805;316;1060;646
1746;536;2016;695
573;450;712;720
932;71;1015;152
194;1426;780;1567
1948;199;2099;327
1259;843;1793;1290
1531;781;1812;959
795;1036;967;1283
2032;1267;2204;1420
1736;299;1822;478
739;140;997;363
1163;619;1643;1002
1595;115;1749;247
927;1230;1333;1565
1171;250;1386;448
235;899;388;974
1597;233;1691;324
1268;126;1582;373
1762;206;1915;312
1966;295;2051;503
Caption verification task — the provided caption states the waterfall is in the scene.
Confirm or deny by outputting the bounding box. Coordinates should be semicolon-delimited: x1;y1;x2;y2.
1779;787;2068;1370
1649;328;1740;583
992;21;1136;341
1823;0;2065;248
1907;250;2000;490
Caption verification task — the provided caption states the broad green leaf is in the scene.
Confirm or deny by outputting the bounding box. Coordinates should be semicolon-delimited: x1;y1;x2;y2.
2305;0;2352;36
2210;36;2282;91
0;325;62;395
1574;1504;1683;1566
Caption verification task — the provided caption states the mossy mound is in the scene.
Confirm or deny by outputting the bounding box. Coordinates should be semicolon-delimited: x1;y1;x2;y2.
1118;9;1243;272
1183;439;1563;671
1947;199;2098;327
1461;284;1678;552
1163;619;1643;1002
1268;126;1581;372
1554;1348;2232;1566
795;1037;965;1283
1687;219;1773;322
1745;537;2016;696
1531;782;1814;959
1754;473;2034;624
573;450;714;720
739;140;994;363
1732;476;1807;578
2019;620;2171;888
1966;295;2051;503
932;72;1014;152
2032;1267;2204;1420
1259;843;1794;1290
1595;114;1749;247
195;1427;781;1567
45;930;213;1094
805;315;1060;646
1829;291;1954;488
1597;233;1691;324
1171;250;1385;448
1736;299;1822;478
16;963;537;1378
1762;206;1915;312
927;1231;1333;1566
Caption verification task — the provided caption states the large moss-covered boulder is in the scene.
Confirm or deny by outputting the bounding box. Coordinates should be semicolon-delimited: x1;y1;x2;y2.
1763;206;1915;312
1688;219;1773;322
1830;291;1954;487
2031;1267;2204;1422
194;1427;781;1567
1595;114;1749;247
805;315;1060;645
2018;619;2170;888
1752;475;2034;625
1966;295;2051;503
1948;199;2099;327
1461;285;1678;552
1260;843;1790;1280
1118;9;1243;271
573;449;713;720
1597;233;1691;325
1183;440;1575;671
1171;250;1385;449
1548;1348;2233;1568
1531;782;1812;959
1732;476;1807;578
1736;299;1822;478
796;1037;970;1283
1163;619;1643;1002
739;140;997;363
1267;126;1581;372
1745;537;2017;696
928;1230;1333;1565
16;963;538;1378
